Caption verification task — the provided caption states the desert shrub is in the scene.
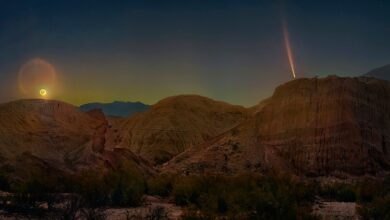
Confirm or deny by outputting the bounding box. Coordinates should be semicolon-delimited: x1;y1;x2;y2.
171;173;317;219
76;171;110;208
14;175;58;208
59;194;83;220
74;164;146;208
81;207;106;220
147;174;174;197
148;206;168;219
357;175;390;220
0;173;10;191
0;175;60;217
0;166;147;217
319;183;356;202
125;206;168;220
110;178;144;207
57;174;80;193
359;196;390;220
355;179;381;203
172;175;203;206
105;165;146;207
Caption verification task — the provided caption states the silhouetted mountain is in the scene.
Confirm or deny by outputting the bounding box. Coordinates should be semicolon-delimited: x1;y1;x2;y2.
79;101;149;117
365;64;390;81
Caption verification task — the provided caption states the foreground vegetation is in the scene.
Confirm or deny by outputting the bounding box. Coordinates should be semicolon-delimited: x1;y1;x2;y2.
1;169;390;219
0;163;147;219
148;173;317;219
147;173;390;220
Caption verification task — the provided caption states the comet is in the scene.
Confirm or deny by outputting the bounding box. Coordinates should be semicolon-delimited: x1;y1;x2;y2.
282;20;296;79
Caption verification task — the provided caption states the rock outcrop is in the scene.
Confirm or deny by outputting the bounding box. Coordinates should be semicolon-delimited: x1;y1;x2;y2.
164;76;390;177
0;99;154;181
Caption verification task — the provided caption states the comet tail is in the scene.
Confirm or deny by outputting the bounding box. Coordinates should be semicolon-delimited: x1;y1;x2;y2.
282;21;296;79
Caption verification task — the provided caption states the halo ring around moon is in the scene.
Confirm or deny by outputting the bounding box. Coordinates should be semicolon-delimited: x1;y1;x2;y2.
18;58;57;96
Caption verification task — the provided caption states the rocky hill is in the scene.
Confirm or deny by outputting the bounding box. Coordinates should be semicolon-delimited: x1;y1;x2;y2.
105;95;249;165
0;99;153;182
163;76;390;177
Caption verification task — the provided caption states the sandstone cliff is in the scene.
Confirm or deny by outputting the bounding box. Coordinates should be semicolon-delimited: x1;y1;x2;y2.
163;76;390;177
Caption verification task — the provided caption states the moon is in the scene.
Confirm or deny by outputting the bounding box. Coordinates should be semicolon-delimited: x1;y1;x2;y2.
39;89;48;97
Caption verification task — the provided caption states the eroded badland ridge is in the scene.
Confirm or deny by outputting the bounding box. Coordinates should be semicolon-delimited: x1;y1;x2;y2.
0;76;389;181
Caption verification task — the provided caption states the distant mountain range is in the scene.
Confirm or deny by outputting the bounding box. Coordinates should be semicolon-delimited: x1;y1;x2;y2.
364;64;390;81
79;101;149;117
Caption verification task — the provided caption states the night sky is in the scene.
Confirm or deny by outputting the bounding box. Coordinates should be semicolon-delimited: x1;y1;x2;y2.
1;0;389;106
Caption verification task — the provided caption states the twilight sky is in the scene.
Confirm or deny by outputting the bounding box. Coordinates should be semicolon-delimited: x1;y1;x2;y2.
0;0;389;106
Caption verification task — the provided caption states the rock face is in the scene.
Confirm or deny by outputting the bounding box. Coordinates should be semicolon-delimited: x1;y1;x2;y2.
106;95;248;165
0;99;153;181
164;77;390;176
257;76;390;175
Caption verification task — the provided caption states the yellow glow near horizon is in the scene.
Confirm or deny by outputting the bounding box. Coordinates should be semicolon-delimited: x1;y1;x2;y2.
39;89;48;97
